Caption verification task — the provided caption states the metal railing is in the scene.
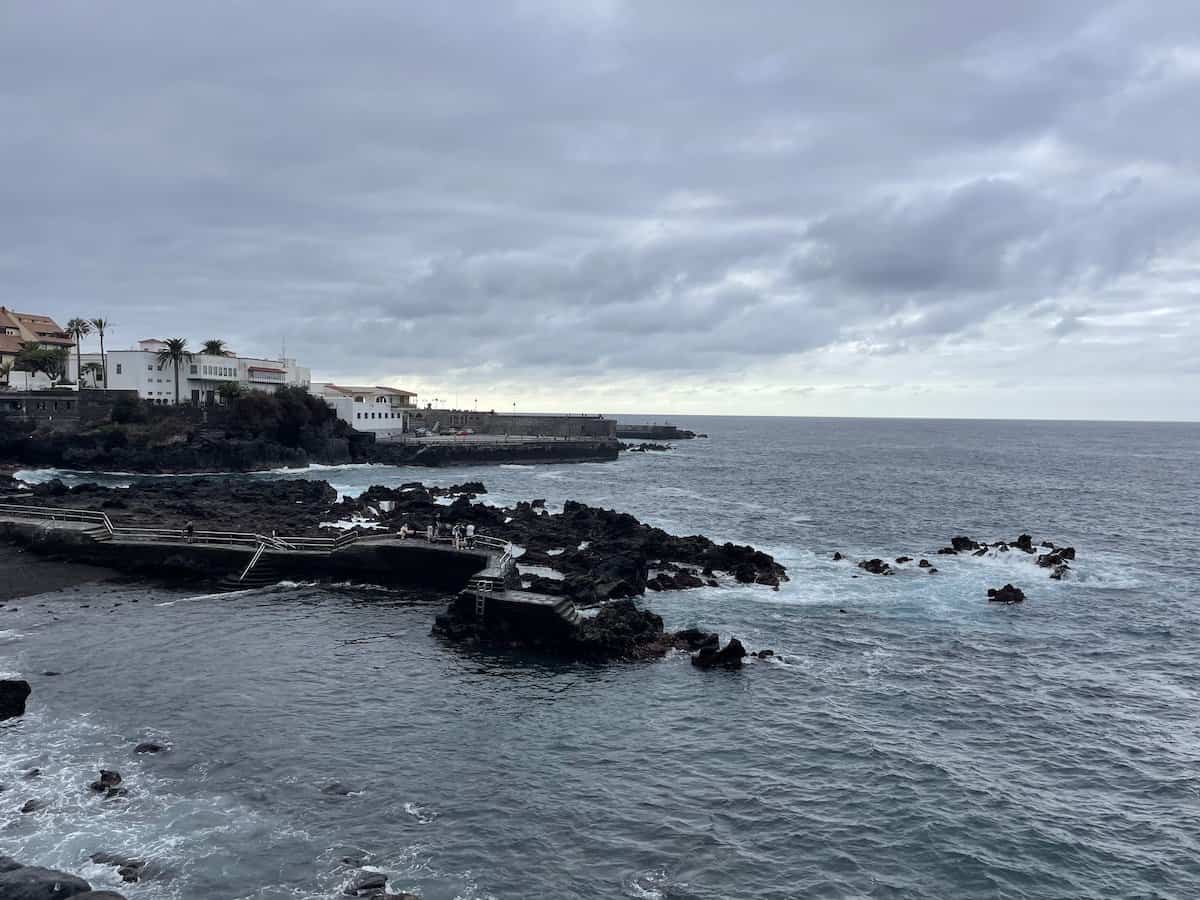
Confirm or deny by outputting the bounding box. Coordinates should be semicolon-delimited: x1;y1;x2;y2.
0;502;515;567
240;543;266;581
0;502;114;535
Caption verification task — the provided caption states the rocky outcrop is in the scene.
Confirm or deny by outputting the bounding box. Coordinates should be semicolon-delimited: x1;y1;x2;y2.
691;638;747;670
89;854;146;885
433;596;723;663
0;678;31;720
9;477;786;600
987;584;1026;604
856;558;893;576
0;856;122;900
1037;546;1076;580
346;489;787;603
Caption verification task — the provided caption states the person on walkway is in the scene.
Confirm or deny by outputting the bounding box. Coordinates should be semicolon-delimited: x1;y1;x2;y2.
465;523;475;547
426;523;434;542
184;520;195;544
399;522;409;540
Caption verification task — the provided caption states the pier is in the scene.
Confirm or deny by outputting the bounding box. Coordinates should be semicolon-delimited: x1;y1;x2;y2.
0;502;513;592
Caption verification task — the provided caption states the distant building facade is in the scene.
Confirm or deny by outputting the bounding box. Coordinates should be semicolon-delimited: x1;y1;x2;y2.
0;306;76;389
72;339;311;404
310;383;417;437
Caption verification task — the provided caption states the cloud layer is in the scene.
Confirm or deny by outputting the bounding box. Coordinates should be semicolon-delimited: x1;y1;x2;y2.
2;1;1198;418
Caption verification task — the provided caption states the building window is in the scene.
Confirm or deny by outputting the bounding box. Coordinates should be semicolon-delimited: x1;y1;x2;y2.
147;365;153;371
115;364;122;374
190;365;198;375
356;412;361;419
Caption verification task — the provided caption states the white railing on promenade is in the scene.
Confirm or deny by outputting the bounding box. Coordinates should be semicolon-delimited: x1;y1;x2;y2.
0;502;114;535
0;503;513;562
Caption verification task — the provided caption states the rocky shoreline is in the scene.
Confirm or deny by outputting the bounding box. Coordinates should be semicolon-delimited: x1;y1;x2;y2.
7;477;788;600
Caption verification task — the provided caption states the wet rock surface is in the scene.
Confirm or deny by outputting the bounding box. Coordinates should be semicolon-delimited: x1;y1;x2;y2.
0;855;122;900
691;637;748;669
840;535;1076;583
987;584;1027;604
0;677;31;720
434;597;726;663
13;479;787;598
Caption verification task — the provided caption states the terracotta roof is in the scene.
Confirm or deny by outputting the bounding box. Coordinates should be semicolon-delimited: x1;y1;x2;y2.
0;333;24;355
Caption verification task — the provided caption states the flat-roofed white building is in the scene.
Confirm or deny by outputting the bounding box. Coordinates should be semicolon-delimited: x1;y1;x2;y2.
72;339;311;404
310;383;417;437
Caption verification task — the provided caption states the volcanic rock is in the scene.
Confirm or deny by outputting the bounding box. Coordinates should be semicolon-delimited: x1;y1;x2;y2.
917;559;932;568
691;638;747;670
0;863;92;899
856;558;893;576
133;741;166;754
987;584;1026;604
89;770;122;793
0;678;31;720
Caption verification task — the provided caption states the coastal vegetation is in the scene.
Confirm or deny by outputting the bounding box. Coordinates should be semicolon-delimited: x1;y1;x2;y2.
88;316;111;386
0;386;363;472
154;337;193;406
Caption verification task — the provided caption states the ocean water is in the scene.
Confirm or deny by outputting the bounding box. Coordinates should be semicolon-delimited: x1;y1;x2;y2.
3;416;1200;899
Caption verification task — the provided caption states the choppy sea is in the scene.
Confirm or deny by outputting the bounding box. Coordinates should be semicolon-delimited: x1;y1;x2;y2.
3;416;1199;899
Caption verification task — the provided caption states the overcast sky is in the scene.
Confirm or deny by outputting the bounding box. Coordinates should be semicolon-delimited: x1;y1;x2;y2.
2;2;1198;420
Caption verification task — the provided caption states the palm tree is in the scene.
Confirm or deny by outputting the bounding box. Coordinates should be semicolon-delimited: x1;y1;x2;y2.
65;318;91;388
201;339;227;357
155;338;194;405
89;317;111;388
81;361;105;388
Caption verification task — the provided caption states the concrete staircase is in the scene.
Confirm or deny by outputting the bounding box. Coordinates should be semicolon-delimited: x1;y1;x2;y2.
215;562;284;592
553;597;582;625
83;525;113;542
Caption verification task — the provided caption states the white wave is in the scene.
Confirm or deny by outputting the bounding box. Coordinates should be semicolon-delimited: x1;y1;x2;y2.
318;517;385;531
402;801;437;824
499;464;534;469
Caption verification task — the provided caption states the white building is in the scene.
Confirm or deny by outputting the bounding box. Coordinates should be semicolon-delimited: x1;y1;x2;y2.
309;383;417;437
73;339;311;404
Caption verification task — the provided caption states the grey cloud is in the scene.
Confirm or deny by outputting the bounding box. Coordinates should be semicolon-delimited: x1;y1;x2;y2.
1;0;1198;415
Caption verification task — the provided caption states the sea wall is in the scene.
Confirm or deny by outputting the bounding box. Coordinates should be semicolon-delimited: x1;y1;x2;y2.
0;522;489;590
404;408;616;438
368;437;619;467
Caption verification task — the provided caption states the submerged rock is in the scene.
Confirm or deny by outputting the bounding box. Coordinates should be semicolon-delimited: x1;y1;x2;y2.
89;770;122;793
987;584;1026;604
89;854;146;884
691;638;747;670
856;558;893;576
0;678;31;720
133;741;166;754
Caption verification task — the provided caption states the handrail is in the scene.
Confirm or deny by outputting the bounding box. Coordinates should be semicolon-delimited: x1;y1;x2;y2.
239;543;266;581
0;504;520;566
0;503;114;536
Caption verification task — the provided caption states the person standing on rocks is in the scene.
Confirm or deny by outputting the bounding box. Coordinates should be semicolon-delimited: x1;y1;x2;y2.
184;520;195;543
